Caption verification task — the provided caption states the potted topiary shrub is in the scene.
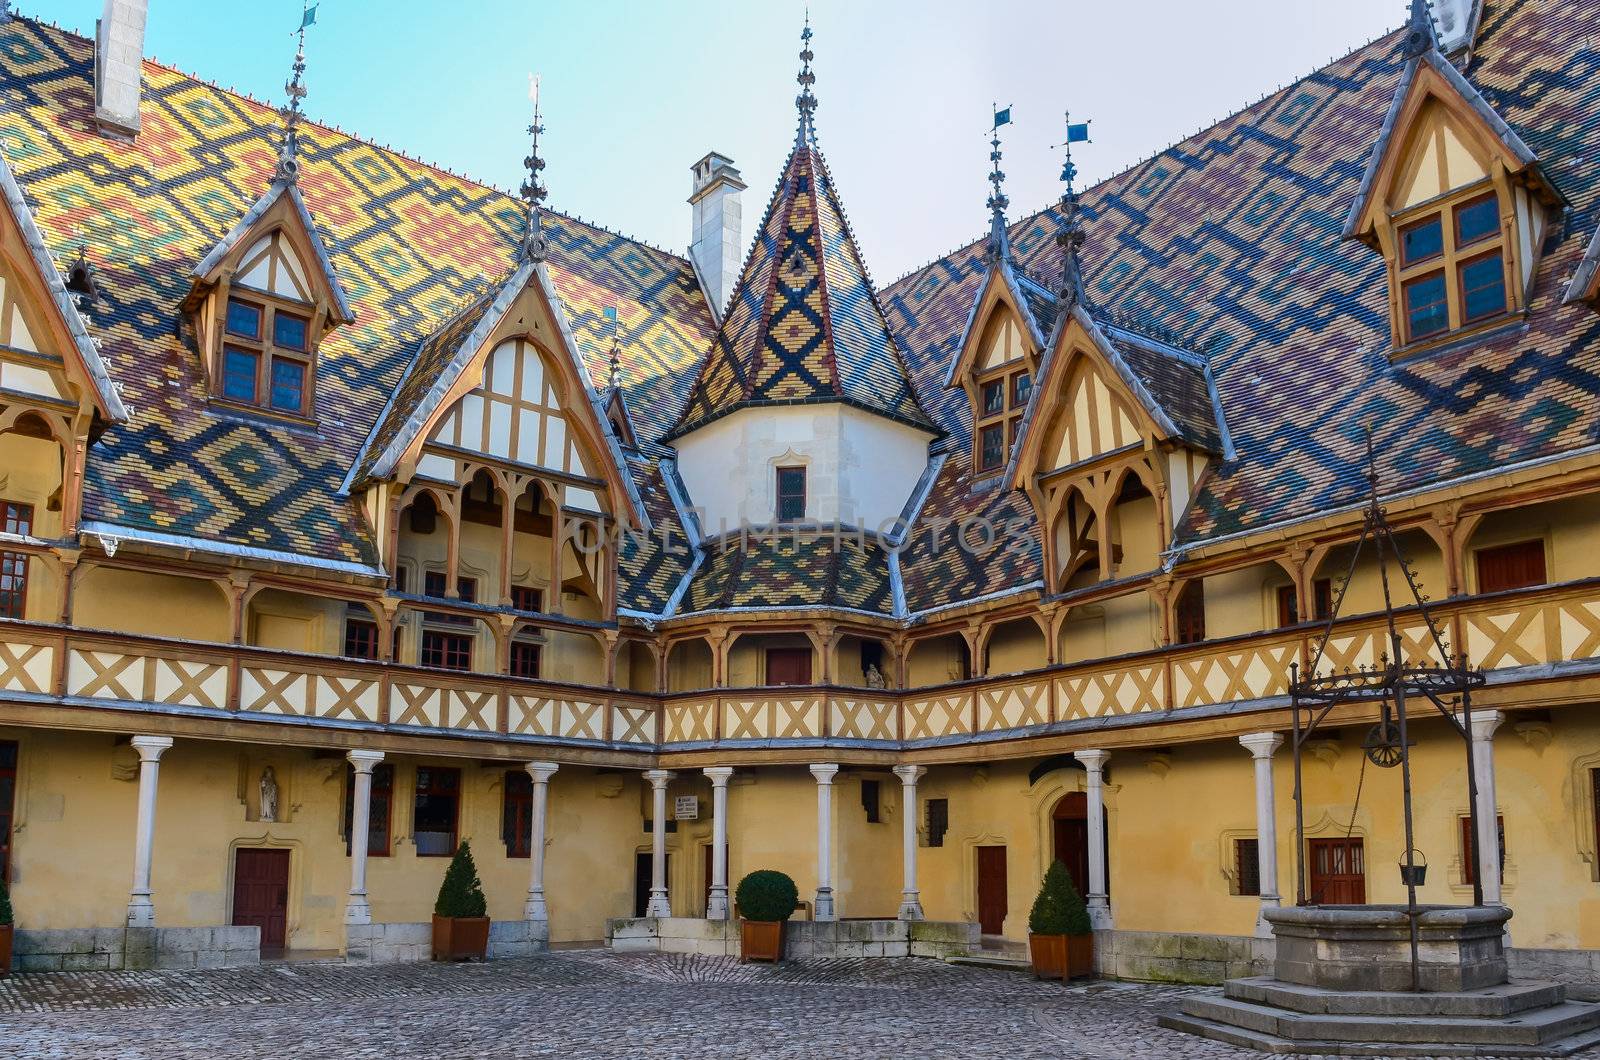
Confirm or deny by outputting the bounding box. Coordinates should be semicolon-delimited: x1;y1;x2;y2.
0;873;12;978
1028;860;1093;980
431;839;490;961
735;869;797;963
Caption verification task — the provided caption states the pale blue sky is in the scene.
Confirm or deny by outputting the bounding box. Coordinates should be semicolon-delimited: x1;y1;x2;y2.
50;0;1403;279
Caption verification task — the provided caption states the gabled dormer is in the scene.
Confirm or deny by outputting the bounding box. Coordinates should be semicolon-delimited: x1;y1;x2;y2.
1566;226;1600;312
947;261;1050;478
1343;2;1561;356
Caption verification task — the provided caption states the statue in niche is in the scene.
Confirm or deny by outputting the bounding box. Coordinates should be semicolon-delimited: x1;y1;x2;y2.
864;663;886;689
259;766;279;823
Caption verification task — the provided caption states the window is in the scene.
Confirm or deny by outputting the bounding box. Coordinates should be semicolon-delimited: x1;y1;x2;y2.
0;551;29;622
1234;837;1261;897
925;797;949;848
1392;186;1510;347
1;500;34;537
1175;581;1206;644
861;779;881;824
215;293;315;416
343;617;378;660
510;639;541;679
413;766;460;856
1308;836;1366;905
342;762;393;857
420;630;472;671
1276;578;1332;628
776;466;807;523
511;586;543;613
503;770;533;858
1461;814;1505;886
0;740;15;882
973;364;1029;474
1475;539;1546;594
423;572;475;624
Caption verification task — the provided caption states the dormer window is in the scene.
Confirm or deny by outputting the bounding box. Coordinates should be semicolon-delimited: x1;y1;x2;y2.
218;293;314;415
974;363;1029;474
1395;186;1509;344
776;465;807;522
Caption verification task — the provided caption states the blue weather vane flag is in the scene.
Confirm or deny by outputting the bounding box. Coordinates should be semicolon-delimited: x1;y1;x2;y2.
299;3;318;31
1059;113;1091;188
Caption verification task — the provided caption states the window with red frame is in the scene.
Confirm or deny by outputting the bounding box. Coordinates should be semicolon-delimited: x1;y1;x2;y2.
423;572;475;624
1174;581;1206;644
511;585;543;613
342;762;394;857
503;770;533;858
1460;814;1506;886
420;629;472;671
510;639;541;679
343;616;379;660
413;766;460;857
0;501;33;620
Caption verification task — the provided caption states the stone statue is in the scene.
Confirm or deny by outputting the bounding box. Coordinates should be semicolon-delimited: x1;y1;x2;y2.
865;663;886;689
259;766;279;823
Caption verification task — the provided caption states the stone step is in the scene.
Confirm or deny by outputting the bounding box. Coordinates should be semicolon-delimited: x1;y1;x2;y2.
1158;1012;1600;1058
944;954;1033;973
1182;995;1600;1046
1225;976;1568;1017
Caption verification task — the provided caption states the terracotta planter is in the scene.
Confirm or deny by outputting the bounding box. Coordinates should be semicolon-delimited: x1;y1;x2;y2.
431;914;490;962
0;924;11;979
740;919;784;963
1029;933;1068;980
1067;932;1095;978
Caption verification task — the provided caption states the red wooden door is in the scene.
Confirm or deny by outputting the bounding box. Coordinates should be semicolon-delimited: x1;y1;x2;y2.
1308;838;1365;905
232;848;290;949
976;845;1008;935
1052;792;1090;900
765;647;812;686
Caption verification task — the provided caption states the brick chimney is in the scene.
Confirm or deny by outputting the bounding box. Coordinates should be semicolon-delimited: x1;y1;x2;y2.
95;0;148;138
688;152;746;319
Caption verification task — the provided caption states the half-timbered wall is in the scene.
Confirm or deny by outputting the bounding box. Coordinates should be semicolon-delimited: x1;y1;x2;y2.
233;230;313;304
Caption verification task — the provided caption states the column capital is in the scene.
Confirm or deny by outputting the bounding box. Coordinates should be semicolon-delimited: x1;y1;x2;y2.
891;764;925;785
129;735;173;762
525;761;560;783
643;768;675;789
1459;709;1505;742
346;749;385;773
702;766;735;786
809;763;840;784
1239;732;1284;759
1074;748;1109;773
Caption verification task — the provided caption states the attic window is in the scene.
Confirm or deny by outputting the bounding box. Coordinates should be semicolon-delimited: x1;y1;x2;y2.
1393;184;1510;346
973;364;1029;474
219;293;314;415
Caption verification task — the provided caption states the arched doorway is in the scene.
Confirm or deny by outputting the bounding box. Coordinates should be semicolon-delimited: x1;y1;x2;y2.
1051;792;1108;902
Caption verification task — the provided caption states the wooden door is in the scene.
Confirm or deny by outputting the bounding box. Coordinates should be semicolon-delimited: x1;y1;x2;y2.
765;647;812;686
634;851;672;917
1308;837;1365;905
976;845;1008;935
703;842;715;915
232;848;290;949
1052;792;1090;900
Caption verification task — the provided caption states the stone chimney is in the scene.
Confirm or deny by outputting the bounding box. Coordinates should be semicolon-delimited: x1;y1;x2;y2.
688;152;746;319
95;0;148;138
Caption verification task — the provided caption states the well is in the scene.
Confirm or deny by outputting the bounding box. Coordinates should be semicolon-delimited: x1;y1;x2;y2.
1266;905;1510;993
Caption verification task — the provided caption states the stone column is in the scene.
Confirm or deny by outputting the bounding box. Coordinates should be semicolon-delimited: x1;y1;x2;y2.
892;765;926;920
126;735;173;928
703;767;734;919
644;769;674;917
1465;710;1505;905
344;749;385;926
810;764;839;920
1238;733;1283;937
524;762;559;921
1076;749;1112;930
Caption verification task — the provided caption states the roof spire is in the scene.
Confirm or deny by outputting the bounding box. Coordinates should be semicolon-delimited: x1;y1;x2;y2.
1402;0;1440;58
1056;111;1092;310
604;306;622;389
795;12;817;145
986;105;1013;261
273;1;315;185
519;74;549;263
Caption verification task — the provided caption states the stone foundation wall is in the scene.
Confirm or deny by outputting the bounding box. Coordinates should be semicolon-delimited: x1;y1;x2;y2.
13;926;260;972
1510;947;1600;1001
1095;929;1272;984
605;917;978;960
344;920;549;963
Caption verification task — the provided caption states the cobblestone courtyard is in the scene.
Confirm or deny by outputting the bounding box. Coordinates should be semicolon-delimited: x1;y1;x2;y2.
0;952;1580;1059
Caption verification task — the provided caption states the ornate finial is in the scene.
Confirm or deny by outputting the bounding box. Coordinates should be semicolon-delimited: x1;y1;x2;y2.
605;306;621;389
274;2;316;185
986;106;1013;261
1402;0;1440;58
1055;112;1092;310
0;2;13;26
1364;424;1382;506
519;74;549;263
795;12;817;144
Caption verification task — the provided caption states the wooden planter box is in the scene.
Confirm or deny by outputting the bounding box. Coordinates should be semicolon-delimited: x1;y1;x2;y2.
740;919;784;963
431;915;490;962
1029;932;1095;980
0;924;11;979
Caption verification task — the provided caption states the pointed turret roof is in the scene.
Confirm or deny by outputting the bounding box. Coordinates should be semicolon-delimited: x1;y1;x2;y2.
667;21;932;439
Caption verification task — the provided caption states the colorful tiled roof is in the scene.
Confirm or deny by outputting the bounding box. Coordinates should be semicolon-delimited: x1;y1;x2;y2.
670;130;932;439
682;533;895;616
1095;318;1226;455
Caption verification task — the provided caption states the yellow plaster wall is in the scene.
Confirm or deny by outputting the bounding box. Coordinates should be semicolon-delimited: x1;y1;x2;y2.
986;619;1047;676
72;567;229;640
0;430;62;538
907;634;968;686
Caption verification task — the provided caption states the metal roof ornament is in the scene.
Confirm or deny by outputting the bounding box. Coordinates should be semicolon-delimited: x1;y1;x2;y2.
273;1;314;186
1402;0;1441;59
985;106;1013;262
519;74;549;264
795;13;818;145
1055;112;1092;311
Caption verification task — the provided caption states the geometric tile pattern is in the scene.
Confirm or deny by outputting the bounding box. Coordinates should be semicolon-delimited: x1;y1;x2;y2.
683;533;895;615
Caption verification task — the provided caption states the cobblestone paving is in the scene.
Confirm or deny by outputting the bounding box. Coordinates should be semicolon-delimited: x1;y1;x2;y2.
0;953;1579;1058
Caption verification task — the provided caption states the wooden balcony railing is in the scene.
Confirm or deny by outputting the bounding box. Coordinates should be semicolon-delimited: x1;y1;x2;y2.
2;577;1598;751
